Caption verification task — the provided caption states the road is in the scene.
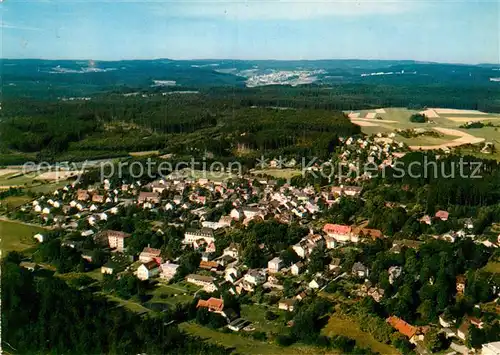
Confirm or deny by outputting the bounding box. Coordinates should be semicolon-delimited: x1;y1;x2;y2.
319;272;347;292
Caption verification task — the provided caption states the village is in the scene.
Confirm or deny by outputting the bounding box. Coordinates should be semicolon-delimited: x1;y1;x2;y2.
6;134;500;355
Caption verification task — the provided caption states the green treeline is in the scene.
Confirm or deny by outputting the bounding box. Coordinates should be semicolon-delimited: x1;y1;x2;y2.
1;255;229;355
0;94;360;163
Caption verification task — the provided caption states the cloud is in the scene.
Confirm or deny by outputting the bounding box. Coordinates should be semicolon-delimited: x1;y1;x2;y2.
151;0;424;20
1;22;42;31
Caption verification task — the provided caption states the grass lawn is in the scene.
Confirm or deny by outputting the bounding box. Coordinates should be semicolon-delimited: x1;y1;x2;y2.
251;168;302;180
0;195;32;209
100;293;150;314
180;322;337;355
0;174;39;188
147;283;194;305
240;304;289;334
0;219;47;256
129;150;161;157
483;262;500;274
322;313;399;355
57;268;104;282
396;133;459;146
28;180;69;194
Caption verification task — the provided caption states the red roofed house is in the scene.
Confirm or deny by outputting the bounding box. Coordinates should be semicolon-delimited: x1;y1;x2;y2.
77;189;90;201
323;224;353;243
139;246;162;263
206;242;216;254
353;228;384;243
197;297;224;313
138;191;161;205
386;316;427;344
435;210;449;221
199;260;219;271
92;194;105;203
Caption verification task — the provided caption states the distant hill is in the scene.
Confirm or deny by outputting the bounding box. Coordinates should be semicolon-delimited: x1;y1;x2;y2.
1;59;499;99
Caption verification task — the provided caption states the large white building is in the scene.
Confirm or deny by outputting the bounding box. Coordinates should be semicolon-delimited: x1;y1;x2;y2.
483;342;500;355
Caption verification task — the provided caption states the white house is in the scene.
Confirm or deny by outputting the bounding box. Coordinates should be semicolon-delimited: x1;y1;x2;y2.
292;242;308;258
223;244;239;259
225;267;240;283
291;262;305;276
244;269;266;285
325;236;337;249
185;274;217;292
278;299;296;312
137;261;160;280
352;262;369;278
230;208;243;220
309;279;324;289
160;262;179;281
388;266;402;285
267;257;283;274
439;314;455;328
81;229;94;237
183;228;215;245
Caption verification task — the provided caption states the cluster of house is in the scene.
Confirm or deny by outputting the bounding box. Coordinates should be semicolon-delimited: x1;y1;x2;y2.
20;165;500;348
336;134;407;173
383;273;500;354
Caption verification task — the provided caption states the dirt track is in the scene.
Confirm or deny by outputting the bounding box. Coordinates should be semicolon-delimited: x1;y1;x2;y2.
409;127;485;151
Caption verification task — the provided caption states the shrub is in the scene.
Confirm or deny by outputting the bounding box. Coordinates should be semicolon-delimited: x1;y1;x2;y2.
409;114;427;123
276;334;295;347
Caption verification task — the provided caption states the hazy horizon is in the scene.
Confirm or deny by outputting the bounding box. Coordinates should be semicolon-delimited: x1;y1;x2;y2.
1;0;499;65
0;57;498;66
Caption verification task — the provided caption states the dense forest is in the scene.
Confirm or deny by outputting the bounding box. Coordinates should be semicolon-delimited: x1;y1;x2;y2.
1;254;230;355
2;73;500;164
0;93;360;163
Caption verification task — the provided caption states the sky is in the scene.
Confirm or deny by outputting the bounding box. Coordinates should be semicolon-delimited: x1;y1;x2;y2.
1;0;499;64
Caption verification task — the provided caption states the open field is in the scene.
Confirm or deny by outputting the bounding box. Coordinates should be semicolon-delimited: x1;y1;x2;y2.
0;169;21;176
483;262;500;274
351;120;380;127
28;180;70;194
240;304;289;334
322;313;399;355
0;219;47;255
0;195;33;209
345;107;500;157
444;116;500;122
396;132;459;147
409;128;485;150
129;150;161;157
251;168;302;180
170;168;236;182
180;322;337;355
146;283;195;305
432;108;487;115
101;293;151;314
35;170;80;181
0;173;38;188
